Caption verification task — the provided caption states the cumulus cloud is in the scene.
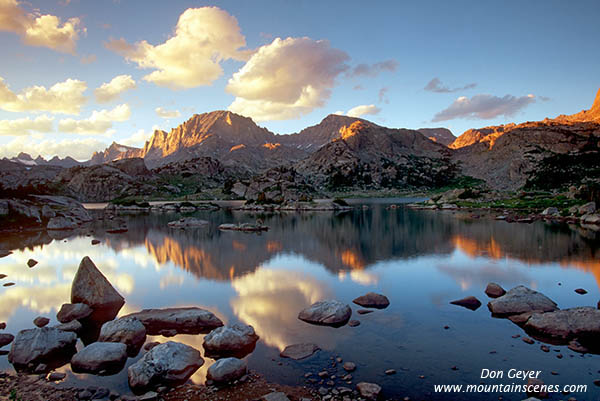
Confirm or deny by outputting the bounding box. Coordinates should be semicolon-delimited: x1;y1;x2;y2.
155;107;180;119
346;104;381;118
94;74;136;103
348;59;398;77
105;7;249;89
425;77;477;93
0;76;87;114
58;103;131;134
0;136;105;159
0;0;84;54
432;94;536;122
0;115;54;136
227;37;349;121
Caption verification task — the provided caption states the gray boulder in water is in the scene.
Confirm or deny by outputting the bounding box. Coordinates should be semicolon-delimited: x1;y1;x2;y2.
524;307;600;346
124;307;223;335
128;341;204;392
206;357;247;383
99;316;146;355
71;342;128;374
8;327;77;372
487;286;558;317
71;256;125;322
298;300;352;327
203;324;259;358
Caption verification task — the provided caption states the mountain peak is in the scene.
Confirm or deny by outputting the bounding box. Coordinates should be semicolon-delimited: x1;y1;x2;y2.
591;87;600;114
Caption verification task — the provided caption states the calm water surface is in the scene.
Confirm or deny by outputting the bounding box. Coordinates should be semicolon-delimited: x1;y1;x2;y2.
1;199;600;400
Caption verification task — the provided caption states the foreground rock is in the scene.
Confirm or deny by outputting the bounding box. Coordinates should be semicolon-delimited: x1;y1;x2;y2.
128;341;204;393
56;303;92;323
0;333;14;347
219;223;269;232
450;296;482;311
0;196;92;231
167;217;209;229
357;382;382;400
280;343;320;360
485;283;506;298
206;357;247;383
53;320;82;333
203;324;259;358
124;307;223;335
8;327;77;371
71;342;128;374
352;292;390;309
98;316;147;355
523;307;600;347
71;256;125;323
488;286;559;317
33;317;49;327
298;300;352;327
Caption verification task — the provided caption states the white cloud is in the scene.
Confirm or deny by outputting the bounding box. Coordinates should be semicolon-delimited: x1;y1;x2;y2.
0;136;106;160
94;74;136;103
0;0;84;54
432;94;536;122
0;114;54;136
346;104;381;118
120;125;159;147
58;103;131;134
425;77;477;93
227;37;349;121
155;107;180;119
105;7;249;89
0;76;87;114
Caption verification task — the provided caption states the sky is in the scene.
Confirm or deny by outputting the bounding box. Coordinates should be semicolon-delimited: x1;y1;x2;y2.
0;0;599;160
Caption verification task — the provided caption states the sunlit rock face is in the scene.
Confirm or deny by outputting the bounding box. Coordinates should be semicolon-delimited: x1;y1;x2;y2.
230;267;344;351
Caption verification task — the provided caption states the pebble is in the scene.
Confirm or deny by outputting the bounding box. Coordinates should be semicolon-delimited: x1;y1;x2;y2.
356;309;373;315
522;337;534;344
318;371;329;378
343;362;356;372
574;288;588;295
540;345;550;352
348;320;360;327
385;369;396;375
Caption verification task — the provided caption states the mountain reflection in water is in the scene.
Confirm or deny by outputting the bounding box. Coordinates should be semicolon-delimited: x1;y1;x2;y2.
0;201;599;399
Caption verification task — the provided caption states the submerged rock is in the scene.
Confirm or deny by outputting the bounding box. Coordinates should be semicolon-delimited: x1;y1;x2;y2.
487;286;558;317
8;327;77;371
298;300;352;327
485;283;506;298
124;307;223;335
71;342;128;374
167;217;209;229
218;223;269;232
450;296;482;311
71;256;125;323
357;382;382;400
352;292;390;309
524;307;600;346
57;303;93;323
128;341;204;393
280;343;320;360
98;316;147;355
206;357;247;383
202;324;259;358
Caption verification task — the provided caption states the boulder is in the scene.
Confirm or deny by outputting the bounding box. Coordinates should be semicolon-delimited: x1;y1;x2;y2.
261;392;290;401
298;300;352;327
57;303;93;323
71;342;128;374
47;216;77;230
206;357;247;383
450;296;482;311
54;320;82;333
524;307;600;346
352;292;390;309
128;341;204;393
124;307;223;335
202;324;259;358
578;202;596;215
487;286;558;317
71;256;125;322
167;218;209;229
0;333;14;347
280;343;320;360
581;214;600;224
541;207;559;216
33;317;49;327
99;316;147;355
356;382;382;400
8;327;77;371
485;283;506;298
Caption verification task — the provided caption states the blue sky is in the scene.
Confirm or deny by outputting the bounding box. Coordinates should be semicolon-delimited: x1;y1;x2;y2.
0;0;598;159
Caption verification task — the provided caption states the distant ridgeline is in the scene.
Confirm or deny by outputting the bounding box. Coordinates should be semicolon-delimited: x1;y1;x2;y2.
1;88;599;202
